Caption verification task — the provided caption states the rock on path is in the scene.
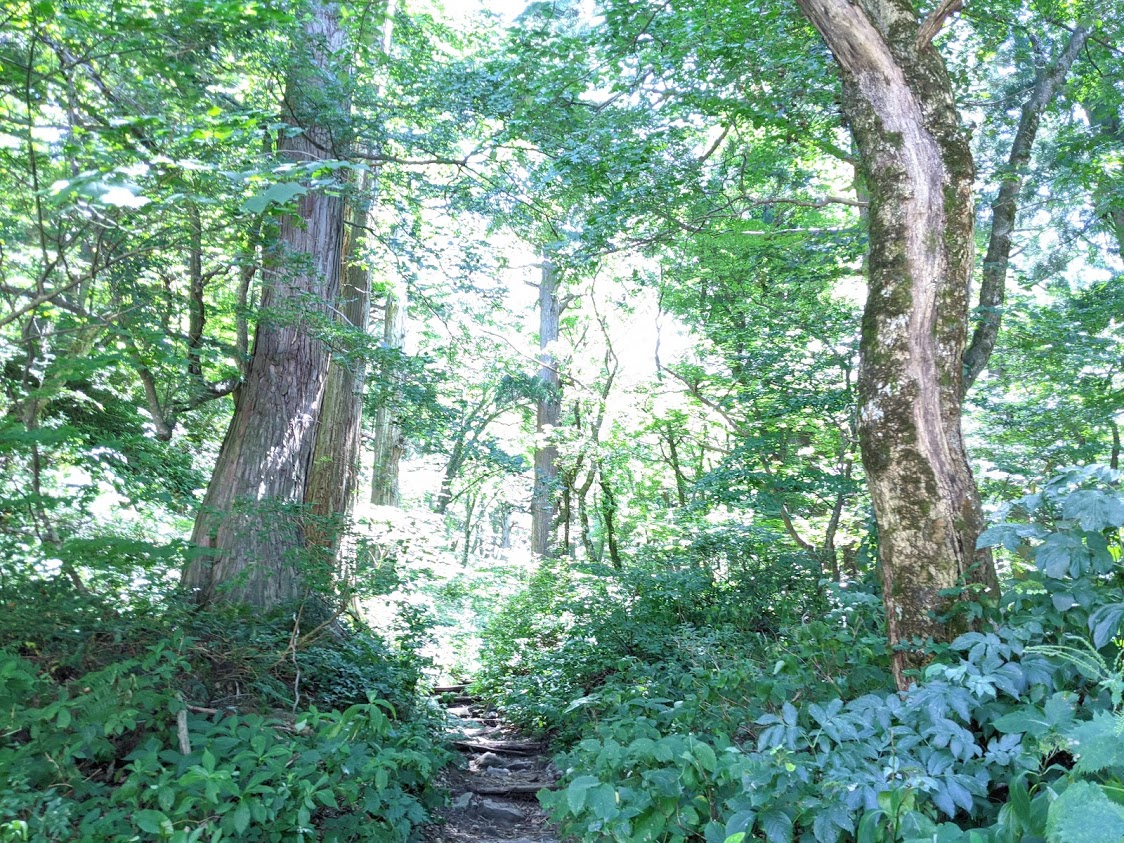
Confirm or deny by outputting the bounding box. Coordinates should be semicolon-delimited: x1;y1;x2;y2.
423;686;561;843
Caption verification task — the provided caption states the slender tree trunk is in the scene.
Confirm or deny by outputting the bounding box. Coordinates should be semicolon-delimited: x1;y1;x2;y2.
305;180;373;559
1111;420;1121;471
184;0;348;607
370;286;407;505
498;503;513;549
599;474;621;570
962;25;1090;392
796;0;998;690
435;438;465;515
1085;104;1124;258
664;423;688;507
530;260;562;558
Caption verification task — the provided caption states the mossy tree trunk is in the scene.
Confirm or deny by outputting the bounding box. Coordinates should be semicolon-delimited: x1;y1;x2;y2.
184;0;348;608
795;0;998;690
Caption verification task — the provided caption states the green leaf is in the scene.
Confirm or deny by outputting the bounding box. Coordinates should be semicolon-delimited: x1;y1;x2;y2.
1089;604;1124;649
1046;781;1124;843
587;783;619;820
136;810;170;834
993;706;1050;737
693;741;718;772
566;775;599;813
759;808;793;843
1062;490;1124;532
232;803;250;835
1069;711;1124;774
241;182;308;214
1036;534;1084;578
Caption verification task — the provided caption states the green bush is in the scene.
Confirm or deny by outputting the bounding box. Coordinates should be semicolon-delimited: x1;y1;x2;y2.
0;638;446;842
482;467;1124;843
0;548;448;843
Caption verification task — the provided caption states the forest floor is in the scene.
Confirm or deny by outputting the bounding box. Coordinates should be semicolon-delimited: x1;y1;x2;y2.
423;686;561;843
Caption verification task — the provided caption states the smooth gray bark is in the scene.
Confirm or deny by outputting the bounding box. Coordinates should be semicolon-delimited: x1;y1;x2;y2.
530;260;562;558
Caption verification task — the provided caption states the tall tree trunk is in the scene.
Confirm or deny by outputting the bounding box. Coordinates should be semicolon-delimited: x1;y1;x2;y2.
962;25;1090;393
305;180;372;559
370;286;407;505
795;0;998;690
184;0;348;607
530;260;562;558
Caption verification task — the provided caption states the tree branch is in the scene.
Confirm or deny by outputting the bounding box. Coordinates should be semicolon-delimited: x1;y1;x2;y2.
916;0;962;51
963;23;1090;394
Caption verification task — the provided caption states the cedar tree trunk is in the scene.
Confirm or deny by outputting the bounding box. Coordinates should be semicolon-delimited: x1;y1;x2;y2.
184;0;348;607
305;182;372;558
370;287;407;505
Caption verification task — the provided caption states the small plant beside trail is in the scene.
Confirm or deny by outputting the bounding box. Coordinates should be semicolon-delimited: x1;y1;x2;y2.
0;564;449;843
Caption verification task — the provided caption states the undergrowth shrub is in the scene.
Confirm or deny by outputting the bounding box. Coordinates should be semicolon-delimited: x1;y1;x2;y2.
482;466;1124;843
0;548;448;843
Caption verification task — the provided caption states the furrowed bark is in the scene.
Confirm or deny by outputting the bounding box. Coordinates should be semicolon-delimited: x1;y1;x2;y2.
795;0;998;690
305;179;373;560
184;0;348;607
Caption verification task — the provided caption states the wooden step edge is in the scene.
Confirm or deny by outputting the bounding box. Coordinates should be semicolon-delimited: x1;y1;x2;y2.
432;684;469;694
452;739;544;755
464;782;558;796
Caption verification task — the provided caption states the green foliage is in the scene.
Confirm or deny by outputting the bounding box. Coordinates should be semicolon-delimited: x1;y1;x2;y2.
0;643;444;842
474;469;1124;843
0;563;446;842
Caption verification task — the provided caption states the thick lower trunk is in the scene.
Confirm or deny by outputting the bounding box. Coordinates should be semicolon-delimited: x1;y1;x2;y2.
184;1;347;608
796;0;998;690
530;260;561;558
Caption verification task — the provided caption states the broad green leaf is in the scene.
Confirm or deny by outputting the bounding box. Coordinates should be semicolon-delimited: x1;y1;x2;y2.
135;810;170;834
566;775;599;812
1062;490;1124;532
1046;781;1124;843
1069;711;1124;773
1089;603;1124;649
241;182;308;213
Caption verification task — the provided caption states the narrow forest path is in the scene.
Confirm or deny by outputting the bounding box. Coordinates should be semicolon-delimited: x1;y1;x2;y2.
423;685;561;843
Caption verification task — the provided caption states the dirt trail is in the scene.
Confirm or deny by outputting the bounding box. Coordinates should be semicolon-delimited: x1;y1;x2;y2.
423;686;561;843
